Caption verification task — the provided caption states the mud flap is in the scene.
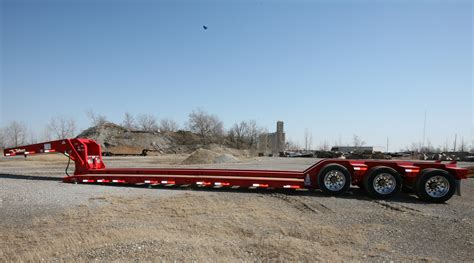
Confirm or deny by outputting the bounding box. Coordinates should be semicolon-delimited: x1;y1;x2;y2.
455;180;461;196
304;174;311;187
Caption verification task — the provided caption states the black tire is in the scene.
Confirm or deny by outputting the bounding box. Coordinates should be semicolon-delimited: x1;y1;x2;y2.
317;164;352;195
401;183;414;193
415;169;456;203
363;166;402;199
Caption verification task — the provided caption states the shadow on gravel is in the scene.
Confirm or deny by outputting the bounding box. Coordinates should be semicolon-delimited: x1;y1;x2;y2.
337;187;428;205
0;173;62;182
0;173;428;204
83;182;427;204
203;185;426;204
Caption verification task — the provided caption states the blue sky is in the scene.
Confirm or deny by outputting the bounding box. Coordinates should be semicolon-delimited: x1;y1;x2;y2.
1;0;472;151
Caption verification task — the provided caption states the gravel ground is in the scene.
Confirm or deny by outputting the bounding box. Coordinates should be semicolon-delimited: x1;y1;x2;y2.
0;155;473;261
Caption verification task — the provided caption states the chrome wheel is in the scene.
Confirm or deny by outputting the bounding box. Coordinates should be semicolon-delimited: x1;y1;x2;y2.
372;173;396;195
324;170;346;191
318;164;351;195
425;175;450;198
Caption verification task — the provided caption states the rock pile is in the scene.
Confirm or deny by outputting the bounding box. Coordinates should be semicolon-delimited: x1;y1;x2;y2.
77;123;201;155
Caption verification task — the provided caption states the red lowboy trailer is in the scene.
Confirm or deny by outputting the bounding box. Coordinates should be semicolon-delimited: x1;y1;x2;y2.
3;138;469;203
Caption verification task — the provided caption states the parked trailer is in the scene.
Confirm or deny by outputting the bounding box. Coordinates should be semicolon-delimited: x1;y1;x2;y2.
3;138;469;203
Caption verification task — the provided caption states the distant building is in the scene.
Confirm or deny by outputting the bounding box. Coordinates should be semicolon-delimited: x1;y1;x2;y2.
331;146;384;153
259;121;286;155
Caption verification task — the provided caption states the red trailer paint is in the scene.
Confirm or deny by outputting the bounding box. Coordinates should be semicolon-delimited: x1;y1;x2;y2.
3;138;469;203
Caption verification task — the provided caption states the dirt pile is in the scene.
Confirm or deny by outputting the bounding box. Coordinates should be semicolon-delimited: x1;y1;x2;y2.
77;123;201;155
214;154;239;163
77;123;254;158
207;143;255;158
182;149;239;164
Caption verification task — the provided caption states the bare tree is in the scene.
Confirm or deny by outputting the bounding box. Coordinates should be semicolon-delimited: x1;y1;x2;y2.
48;116;76;139
187;108;223;143
421;140;435;153
286;139;300;151
122;112;136;130
28;130;38;145
228;121;248;148
453;134;457;152
227;120;263;149
337;135;342;147
257;127;270;152
3;121;27;147
40;126;53;142
244;120;261;148
352;134;366;148
86;110;108;127
137;114;158;132
318;140;330;151
459;137;468;152
0;128;4;148
407;142;420;152
159;118;179;132
405;142;423;152
443;138;449;153
304;129;313;151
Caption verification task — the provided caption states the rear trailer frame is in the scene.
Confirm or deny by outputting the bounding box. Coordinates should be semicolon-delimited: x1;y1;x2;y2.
4;138;469;203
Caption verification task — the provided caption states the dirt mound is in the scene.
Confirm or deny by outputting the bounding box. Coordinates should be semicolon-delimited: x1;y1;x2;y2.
214;154;239;163
77;123;201;155
206;143;254;158
182;149;239;164
77;123;255;158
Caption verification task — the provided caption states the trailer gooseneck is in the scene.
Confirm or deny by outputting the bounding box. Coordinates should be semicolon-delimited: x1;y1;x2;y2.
3;138;469;203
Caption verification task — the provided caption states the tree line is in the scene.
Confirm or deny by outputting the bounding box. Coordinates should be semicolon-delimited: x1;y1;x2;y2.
0;109;270;150
1;109;471;153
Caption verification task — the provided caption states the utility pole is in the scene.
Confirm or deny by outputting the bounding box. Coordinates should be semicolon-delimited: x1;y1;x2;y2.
422;110;427;152
386;137;389;153
453;133;457;152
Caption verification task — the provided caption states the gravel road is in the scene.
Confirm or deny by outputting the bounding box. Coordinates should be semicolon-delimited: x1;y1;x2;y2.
1;156;473;261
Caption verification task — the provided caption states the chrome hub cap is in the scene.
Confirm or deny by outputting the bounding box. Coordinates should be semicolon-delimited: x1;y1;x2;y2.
324;170;346;191
425;176;450;198
372;173;396;195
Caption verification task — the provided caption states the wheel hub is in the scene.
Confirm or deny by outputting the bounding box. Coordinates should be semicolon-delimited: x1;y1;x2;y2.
324;170;346;191
425;176;449;198
372;173;396;195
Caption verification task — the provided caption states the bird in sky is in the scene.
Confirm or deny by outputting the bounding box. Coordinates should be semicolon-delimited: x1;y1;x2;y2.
203;25;208;30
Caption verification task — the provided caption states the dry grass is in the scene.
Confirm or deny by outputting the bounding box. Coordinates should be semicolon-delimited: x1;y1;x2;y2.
0;193;373;262
1;156;471;261
0;154;69;167
4;154;67;162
